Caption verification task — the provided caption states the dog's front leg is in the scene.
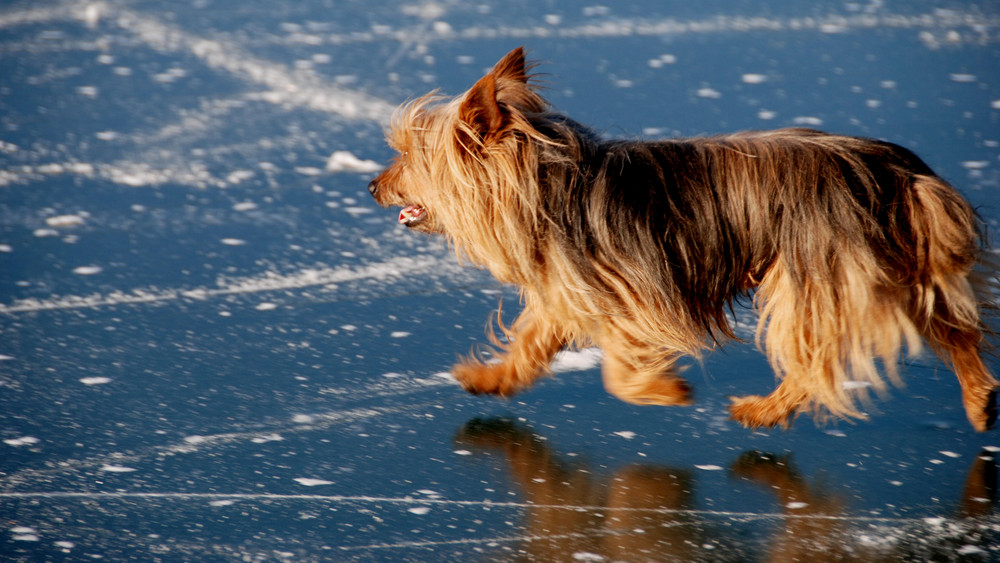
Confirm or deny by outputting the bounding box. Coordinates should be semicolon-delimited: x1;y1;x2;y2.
452;310;568;397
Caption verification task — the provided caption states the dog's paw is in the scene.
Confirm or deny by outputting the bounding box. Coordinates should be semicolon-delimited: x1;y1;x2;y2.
625;377;694;406
964;387;998;432
728;395;797;430
452;361;521;397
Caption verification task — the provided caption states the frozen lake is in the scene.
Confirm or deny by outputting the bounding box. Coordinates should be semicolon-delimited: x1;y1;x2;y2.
2;0;1000;560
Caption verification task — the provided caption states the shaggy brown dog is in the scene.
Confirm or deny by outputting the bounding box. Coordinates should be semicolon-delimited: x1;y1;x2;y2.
369;47;998;430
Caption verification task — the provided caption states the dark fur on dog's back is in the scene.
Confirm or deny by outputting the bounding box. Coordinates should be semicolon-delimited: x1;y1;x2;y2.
370;47;998;430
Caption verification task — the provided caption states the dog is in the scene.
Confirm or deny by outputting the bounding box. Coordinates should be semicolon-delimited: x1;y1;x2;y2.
369;47;998;430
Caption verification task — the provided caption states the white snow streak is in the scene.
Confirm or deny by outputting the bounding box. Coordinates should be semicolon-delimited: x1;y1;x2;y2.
0;256;461;313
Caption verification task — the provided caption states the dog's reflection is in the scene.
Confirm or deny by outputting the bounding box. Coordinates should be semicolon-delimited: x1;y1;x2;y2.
731;450;998;562
730;451;848;561
455;417;997;561
456;417;728;560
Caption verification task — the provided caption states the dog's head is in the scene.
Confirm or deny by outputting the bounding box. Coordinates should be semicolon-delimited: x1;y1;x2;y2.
368;47;548;237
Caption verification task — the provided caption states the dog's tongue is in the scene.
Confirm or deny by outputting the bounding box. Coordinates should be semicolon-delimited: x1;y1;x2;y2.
398;205;425;225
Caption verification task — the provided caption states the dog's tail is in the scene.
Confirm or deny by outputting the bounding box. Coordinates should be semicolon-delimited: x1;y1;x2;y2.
907;174;983;326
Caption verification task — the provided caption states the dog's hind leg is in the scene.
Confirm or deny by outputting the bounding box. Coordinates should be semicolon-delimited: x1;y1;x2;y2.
599;325;693;407
951;341;998;432
453;309;568;397
906;175;999;431
915;277;998;432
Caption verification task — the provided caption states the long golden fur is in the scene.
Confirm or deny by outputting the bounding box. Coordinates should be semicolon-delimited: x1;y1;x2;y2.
369;47;999;430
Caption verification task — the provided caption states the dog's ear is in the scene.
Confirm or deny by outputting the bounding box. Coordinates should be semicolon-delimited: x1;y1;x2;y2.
459;72;506;143
459;47;541;146
490;47;529;85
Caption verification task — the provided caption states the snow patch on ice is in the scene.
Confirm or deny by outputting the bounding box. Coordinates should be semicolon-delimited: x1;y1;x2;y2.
696;87;722;99
961;160;989;170
10;526;39;542
4;436;40;447
251;433;284;444
793;116;824;126
294;477;334;487
326;151;383;173
550;348;602;373
100;464;137;472
45;214;86;227
232;201;258;211
72;265;103;275
80;376;112;385
648;54;677;69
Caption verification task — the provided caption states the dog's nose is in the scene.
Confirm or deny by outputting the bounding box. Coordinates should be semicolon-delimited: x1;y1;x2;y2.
367;180;378;197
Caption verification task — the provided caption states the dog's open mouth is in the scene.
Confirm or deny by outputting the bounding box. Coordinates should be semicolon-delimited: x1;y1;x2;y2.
398;204;426;226
399;205;427;227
